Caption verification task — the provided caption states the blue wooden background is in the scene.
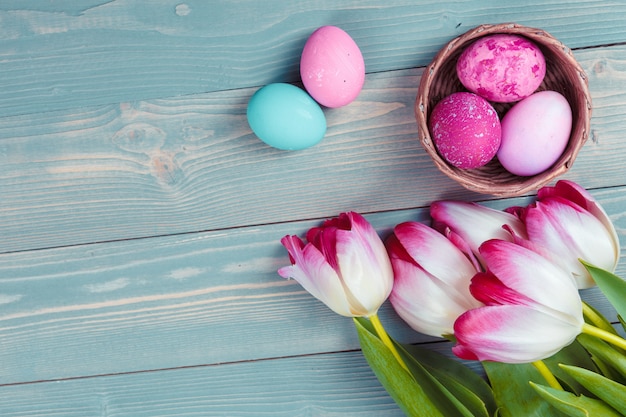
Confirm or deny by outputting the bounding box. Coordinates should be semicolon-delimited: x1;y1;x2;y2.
1;1;625;415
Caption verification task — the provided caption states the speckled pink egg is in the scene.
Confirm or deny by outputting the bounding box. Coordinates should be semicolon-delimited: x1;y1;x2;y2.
456;34;546;103
300;26;365;108
429;92;501;169
498;90;572;176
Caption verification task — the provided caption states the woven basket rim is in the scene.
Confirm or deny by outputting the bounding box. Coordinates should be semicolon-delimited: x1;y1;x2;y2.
415;23;592;197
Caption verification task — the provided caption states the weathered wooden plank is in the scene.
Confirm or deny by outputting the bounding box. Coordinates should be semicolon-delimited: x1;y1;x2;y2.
0;188;623;385
0;208;422;385
1;44;626;253
1;0;626;116
0;350;411;416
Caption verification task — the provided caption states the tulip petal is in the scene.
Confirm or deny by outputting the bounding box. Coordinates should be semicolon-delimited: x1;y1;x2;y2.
430;201;527;265
393;221;479;287
347;212;394;285
526;199;618;288
469;271;535;307
513;180;620;288
334;228;392;316
541;180;620;265
501;224;569;274
539;180;597;214
453;305;582;363
528;199;601;255
306;225;341;273
478;240;582;321
384;232;413;263
278;235;354;316
325;211;353;230
390;257;481;336
440;227;483;272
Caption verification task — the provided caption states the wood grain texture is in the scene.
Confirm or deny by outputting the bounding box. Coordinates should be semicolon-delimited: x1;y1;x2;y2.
1;0;626;117
2;45;626;252
0;189;623;385
0;350;412;416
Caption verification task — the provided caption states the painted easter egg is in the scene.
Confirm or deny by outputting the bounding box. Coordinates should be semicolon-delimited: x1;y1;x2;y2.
429;92;501;169
246;83;327;150
456;34;546;103
498;90;572;176
300;25;365;108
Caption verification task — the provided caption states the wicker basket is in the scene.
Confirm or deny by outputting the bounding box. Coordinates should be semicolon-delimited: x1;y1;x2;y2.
415;23;592;197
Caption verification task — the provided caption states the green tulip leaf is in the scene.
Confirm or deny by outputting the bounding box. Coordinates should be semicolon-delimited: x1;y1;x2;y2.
418;369;490;417
560;364;626;415
543;340;600;395
392;346;477;417
399;343;496;417
483;361;569;417
354;317;447;417
482;341;602;417
580;348;626;385
530;382;623;417
577;333;626;382
581;261;626;320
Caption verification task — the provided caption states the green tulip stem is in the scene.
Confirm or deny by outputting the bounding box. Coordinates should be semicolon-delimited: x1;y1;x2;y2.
368;313;409;372
582;302;609;330
532;360;563;390
582;323;626;350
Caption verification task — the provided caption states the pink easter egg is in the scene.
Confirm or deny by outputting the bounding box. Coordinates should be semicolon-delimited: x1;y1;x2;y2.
429;92;501;169
456;34;546;103
300;26;365;108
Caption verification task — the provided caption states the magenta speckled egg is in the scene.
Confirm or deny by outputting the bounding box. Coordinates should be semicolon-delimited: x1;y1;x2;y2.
456;34;546;103
498;90;572;176
300;26;365;108
429;92;501;169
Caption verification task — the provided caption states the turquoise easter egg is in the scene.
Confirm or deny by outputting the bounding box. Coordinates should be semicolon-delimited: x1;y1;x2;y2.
247;83;327;150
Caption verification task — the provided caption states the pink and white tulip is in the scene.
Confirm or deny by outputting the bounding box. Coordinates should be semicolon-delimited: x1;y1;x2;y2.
507;180;620;289
430;200;527;267
278;212;393;317
386;221;482;337
453;239;584;363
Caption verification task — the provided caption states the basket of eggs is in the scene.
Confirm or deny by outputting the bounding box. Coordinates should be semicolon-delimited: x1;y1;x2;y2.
415;23;592;197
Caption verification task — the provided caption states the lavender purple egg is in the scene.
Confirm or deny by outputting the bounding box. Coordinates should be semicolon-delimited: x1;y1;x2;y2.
498;91;572;176
456;34;546;103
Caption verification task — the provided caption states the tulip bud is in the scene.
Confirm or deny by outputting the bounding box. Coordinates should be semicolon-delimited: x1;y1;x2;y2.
386;221;482;337
278;212;393;317
509;180;620;289
453;240;584;363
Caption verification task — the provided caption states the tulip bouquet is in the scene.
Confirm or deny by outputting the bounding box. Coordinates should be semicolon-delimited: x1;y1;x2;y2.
278;180;626;416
